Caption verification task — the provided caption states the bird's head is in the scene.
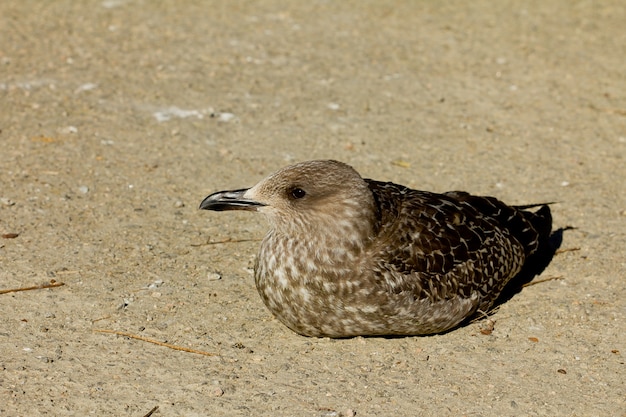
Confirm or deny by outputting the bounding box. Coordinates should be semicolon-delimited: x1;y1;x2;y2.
200;160;377;239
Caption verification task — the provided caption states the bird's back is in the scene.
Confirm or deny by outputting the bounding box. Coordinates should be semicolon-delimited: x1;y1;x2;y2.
365;180;552;317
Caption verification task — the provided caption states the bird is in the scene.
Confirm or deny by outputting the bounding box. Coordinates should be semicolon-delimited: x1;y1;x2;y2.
199;160;552;338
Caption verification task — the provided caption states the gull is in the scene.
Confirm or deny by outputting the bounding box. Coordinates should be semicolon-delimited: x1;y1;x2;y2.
200;160;552;337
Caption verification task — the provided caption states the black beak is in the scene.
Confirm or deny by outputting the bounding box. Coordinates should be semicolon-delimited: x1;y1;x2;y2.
199;188;265;211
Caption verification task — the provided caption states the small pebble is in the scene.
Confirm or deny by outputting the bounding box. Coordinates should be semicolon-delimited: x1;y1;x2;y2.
78;185;89;194
207;272;222;281
211;386;224;397
75;83;97;93
218;112;235;122
0;197;15;206
148;279;164;289
174;200;185;208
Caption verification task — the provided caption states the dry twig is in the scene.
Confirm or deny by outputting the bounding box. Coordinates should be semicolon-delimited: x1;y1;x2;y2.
0;280;65;295
142;405;159;417
91;315;111;323
522;275;564;288
190;237;261;247
93;329;218;357
555;247;580;255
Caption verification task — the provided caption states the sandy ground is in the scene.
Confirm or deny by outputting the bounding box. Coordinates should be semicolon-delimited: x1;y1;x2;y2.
1;1;625;416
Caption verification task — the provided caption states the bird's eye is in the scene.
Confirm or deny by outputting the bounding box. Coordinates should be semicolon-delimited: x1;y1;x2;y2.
290;187;306;199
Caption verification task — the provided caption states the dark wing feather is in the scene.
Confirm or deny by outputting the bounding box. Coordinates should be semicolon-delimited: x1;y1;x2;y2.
444;191;552;257
365;180;549;311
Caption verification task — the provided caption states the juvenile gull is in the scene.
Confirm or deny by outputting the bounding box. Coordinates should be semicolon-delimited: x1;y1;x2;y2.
200;160;552;337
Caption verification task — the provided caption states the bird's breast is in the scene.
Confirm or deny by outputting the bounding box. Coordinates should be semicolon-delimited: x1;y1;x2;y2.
253;233;380;335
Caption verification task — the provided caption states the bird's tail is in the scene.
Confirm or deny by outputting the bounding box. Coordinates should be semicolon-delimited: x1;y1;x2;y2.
489;203;555;311
515;203;553;256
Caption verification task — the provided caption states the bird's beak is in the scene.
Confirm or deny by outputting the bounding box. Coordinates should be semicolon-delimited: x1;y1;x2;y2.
199;188;265;211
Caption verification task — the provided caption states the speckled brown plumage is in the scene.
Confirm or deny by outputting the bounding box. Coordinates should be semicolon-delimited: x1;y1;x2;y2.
200;160;552;337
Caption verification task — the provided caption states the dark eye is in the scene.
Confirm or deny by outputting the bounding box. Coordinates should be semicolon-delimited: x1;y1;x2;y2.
290;187;306;199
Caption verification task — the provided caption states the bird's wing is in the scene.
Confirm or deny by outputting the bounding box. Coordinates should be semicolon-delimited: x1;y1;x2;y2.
364;180;529;308
442;191;552;257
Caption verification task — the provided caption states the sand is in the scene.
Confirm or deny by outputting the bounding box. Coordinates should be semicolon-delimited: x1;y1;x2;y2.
1;1;624;416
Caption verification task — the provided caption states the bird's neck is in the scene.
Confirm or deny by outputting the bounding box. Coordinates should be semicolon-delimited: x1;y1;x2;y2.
261;202;378;275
